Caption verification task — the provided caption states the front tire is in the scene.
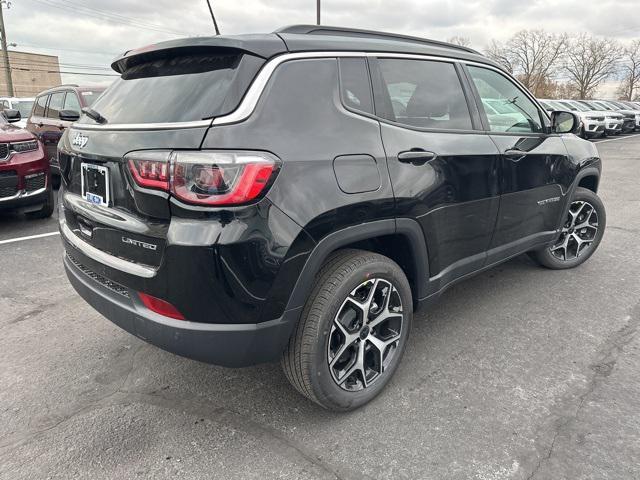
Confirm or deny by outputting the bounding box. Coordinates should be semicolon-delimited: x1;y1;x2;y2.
529;187;605;269
281;249;413;411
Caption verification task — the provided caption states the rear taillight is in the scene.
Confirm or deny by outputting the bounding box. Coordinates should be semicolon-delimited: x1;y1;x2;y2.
127;151;171;190
171;151;277;206
125;150;278;206
138;292;185;320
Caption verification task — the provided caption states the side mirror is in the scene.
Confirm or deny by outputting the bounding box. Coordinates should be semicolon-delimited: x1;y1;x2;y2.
3;109;21;123
59;109;80;122
551;111;580;134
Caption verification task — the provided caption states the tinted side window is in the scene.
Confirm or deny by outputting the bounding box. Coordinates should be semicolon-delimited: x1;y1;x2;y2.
63;92;81;112
468;66;543;133
34;95;48;116
338;58;373;115
47;92;65;118
377;59;472;130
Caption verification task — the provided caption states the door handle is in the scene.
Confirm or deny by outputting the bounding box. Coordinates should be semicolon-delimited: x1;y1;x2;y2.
398;149;437;165
504;149;527;161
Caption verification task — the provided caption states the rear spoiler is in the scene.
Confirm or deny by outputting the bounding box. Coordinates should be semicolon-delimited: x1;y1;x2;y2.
111;34;287;74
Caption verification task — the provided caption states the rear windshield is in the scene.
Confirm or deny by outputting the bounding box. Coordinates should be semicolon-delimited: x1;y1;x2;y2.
78;50;263;125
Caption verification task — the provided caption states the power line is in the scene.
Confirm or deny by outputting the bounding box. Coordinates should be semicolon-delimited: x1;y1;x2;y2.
6;59;111;70
9;42;119;56
24;0;198;37
10;66;118;76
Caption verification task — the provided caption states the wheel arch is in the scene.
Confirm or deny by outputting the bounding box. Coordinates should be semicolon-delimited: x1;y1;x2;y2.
577;172;599;193
285;219;429;312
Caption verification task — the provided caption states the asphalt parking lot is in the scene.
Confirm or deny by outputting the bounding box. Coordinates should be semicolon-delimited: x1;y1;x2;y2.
1;133;640;480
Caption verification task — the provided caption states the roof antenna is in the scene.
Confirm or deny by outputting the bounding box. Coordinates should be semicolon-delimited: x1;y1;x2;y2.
205;0;220;35
316;0;320;25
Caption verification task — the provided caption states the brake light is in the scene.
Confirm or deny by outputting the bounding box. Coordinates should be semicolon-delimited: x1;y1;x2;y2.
138;292;185;320
171;151;277;206
125;150;279;206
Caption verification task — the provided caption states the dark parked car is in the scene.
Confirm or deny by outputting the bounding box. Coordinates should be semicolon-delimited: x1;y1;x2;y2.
26;85;105;188
0;109;52;218
58;26;606;411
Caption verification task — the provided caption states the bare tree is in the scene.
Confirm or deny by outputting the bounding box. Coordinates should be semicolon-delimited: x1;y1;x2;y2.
485;30;567;96
447;36;471;48
616;39;640;100
563;34;622;99
485;39;515;73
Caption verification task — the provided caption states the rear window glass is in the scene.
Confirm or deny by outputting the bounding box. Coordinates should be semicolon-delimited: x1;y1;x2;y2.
79;51;263;125
377;59;472;130
339;58;373;115
64;93;81;112
47;92;65;118
33;95;48;117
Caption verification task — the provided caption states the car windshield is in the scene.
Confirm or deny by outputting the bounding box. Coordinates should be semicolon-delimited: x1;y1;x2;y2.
583;101;606;111
548;100;565;110
558;101;578;111
569;101;590;112
14;100;34;117
538;101;552;110
595;101;614;110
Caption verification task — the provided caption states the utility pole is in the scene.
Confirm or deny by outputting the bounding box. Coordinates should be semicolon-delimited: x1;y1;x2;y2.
205;0;220;35
0;0;13;97
316;0;320;25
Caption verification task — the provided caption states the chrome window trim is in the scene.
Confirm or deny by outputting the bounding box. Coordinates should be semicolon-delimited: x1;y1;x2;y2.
68;51;527;131
73;119;213;131
60;219;157;278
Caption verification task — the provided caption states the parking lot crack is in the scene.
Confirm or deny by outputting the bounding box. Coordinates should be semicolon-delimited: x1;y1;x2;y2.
118;391;372;480
522;301;640;479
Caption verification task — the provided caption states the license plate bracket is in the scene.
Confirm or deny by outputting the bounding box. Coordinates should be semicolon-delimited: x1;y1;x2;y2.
81;163;109;206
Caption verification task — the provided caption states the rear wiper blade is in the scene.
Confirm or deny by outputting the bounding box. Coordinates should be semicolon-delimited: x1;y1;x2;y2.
82;107;108;124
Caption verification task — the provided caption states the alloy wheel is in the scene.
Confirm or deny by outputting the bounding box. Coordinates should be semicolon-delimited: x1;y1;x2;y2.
327;278;404;391
550;200;599;261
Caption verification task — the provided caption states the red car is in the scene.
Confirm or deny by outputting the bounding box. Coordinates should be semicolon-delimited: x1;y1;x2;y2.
0;109;53;218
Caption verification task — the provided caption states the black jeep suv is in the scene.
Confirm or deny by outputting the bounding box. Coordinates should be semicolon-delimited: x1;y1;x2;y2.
58;26;605;411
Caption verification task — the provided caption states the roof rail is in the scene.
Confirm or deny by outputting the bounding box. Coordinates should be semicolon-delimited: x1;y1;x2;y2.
56;83;80;87
275;25;480;55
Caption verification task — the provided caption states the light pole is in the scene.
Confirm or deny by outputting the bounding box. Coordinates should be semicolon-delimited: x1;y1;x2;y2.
0;0;13;97
316;0;320;25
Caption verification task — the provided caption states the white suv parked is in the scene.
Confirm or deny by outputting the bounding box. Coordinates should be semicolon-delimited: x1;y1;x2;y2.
0;97;35;128
539;99;605;139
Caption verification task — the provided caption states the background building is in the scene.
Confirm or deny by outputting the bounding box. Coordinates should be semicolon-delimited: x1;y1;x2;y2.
0;50;61;97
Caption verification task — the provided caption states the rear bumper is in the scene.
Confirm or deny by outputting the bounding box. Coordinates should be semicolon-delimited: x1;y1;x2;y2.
63;251;301;367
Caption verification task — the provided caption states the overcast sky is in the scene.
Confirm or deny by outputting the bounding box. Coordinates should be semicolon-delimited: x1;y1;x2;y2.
5;0;640;90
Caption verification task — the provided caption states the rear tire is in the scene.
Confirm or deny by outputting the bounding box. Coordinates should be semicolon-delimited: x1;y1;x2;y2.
52;174;61;190
281;249;413;411
25;186;54;219
529;187;605;269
